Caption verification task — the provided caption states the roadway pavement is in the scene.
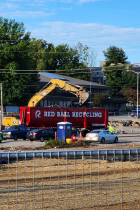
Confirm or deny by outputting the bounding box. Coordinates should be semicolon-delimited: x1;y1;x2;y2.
0;132;140;151
0;114;140;151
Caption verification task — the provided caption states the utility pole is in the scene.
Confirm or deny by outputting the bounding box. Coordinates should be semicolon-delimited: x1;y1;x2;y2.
0;83;3;128
90;67;92;107
137;72;139;119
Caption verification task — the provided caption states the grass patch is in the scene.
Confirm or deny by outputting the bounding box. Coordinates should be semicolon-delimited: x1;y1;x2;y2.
44;139;65;147
44;139;90;148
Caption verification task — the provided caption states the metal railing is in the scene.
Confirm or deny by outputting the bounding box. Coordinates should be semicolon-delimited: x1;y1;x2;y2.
0;149;140;209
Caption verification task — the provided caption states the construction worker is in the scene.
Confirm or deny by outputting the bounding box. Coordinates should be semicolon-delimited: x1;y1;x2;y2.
109;124;116;133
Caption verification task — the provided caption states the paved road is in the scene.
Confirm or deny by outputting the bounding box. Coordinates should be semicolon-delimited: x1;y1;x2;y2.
1;114;140;150
109;114;132;121
0;132;140;150
0;139;45;149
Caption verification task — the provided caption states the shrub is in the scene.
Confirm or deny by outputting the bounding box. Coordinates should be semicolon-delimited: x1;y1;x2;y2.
44;139;90;148
44;139;65;147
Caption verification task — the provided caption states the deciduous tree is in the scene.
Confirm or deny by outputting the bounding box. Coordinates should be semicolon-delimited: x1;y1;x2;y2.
0;18;39;106
103;46;138;98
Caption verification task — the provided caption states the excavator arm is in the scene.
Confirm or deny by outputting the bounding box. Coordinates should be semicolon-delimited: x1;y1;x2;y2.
28;79;89;107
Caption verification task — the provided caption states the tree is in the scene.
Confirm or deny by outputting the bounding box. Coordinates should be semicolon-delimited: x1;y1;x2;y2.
54;44;90;81
103;46;128;66
102;46;137;97
92;93;111;107
120;88;140;106
103;65;125;96
30;41;91;80
0;18;39;106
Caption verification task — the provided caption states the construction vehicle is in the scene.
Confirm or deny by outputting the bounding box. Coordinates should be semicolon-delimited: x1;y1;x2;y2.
28;79;89;107
2;79;89;129
20;79;108;135
2;112;20;129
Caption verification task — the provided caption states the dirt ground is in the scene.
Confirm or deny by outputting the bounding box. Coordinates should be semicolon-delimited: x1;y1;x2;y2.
0;153;140;210
1;119;140;209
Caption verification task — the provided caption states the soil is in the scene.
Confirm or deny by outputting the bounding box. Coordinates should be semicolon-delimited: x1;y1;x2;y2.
0;152;139;209
1;123;140;151
0;124;140;209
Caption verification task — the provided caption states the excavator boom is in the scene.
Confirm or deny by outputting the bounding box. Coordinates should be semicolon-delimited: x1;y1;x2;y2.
28;79;89;107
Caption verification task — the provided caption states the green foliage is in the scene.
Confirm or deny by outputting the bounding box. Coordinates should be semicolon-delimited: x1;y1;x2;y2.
44;139;90;148
54;43;90;81
44;139;65;147
121;68;137;89
104;65;124;96
104;65;138;97
92;93;111;107
0;18;94;106
103;46;128;66
0;18;39;106
103;46;138;98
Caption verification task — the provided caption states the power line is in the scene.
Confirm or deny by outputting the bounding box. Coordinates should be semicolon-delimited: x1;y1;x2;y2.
1;83;138;88
0;68;90;71
0;70;136;75
0;51;77;54
0;72;90;75
0;69;131;76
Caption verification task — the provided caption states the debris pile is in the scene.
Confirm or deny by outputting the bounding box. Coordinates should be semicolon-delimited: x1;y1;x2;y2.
109;120;140;128
109;119;140;134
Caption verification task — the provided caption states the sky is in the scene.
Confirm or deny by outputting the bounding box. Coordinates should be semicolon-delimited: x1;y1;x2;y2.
1;0;140;67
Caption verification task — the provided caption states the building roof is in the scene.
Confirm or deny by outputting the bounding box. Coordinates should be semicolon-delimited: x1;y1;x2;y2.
39;72;111;90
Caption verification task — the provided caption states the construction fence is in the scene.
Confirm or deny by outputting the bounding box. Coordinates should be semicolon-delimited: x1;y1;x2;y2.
0;149;140;210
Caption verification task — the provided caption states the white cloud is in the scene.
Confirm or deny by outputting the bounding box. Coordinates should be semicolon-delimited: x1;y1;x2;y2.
78;0;105;2
30;21;140;65
0;10;55;18
61;7;72;10
0;3;20;10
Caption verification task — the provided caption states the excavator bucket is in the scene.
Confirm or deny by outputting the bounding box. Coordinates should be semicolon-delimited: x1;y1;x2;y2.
79;92;89;104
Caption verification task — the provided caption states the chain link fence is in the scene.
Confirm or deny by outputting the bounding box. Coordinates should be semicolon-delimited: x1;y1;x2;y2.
0;149;140;209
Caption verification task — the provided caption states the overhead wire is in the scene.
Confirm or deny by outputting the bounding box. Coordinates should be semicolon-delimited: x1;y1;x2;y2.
0;24;139;102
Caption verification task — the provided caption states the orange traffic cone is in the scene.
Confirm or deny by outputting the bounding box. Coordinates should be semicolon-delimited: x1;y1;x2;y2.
55;131;57;140
80;132;82;140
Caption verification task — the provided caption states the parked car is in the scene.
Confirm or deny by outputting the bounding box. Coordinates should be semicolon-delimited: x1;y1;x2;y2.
85;129;118;143
0;131;3;142
2;125;28;140
26;128;56;142
108;108;119;116
131;110;140;118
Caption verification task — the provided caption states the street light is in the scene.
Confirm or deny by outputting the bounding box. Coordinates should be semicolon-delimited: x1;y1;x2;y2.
127;70;140;119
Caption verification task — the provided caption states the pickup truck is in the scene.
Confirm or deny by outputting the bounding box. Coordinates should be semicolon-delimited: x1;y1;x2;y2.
2;125;28;140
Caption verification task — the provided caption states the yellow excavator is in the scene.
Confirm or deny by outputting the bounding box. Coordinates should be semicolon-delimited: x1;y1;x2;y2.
2;79;89;128
28;79;89;107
